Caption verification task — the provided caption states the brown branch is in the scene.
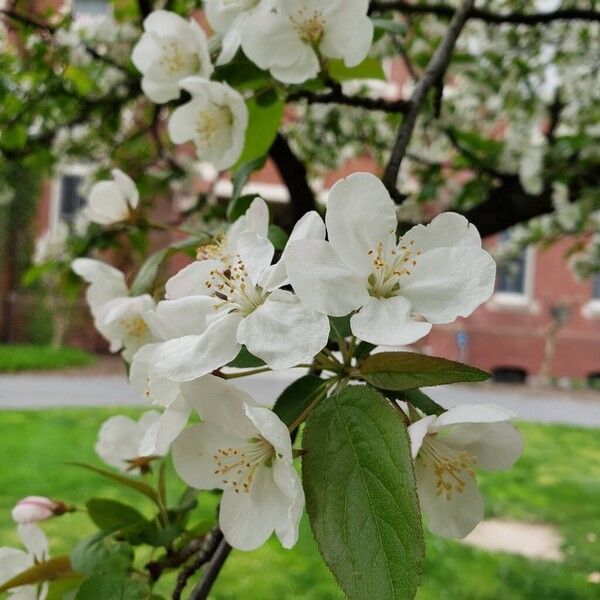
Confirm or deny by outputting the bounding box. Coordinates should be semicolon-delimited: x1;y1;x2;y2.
189;537;233;600
287;89;409;114
369;2;600;24
383;0;475;200
0;8;57;32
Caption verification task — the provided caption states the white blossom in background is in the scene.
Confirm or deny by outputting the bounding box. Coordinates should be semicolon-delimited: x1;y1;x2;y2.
168;78;248;170
11;497;67;525
172;375;304;550
0;524;49;600
33;222;70;265
519;128;547;195
151;211;328;382
95;412;166;473
86;169;139;226
205;0;272;66
406;404;523;538
72;258;156;361
285;173;496;346
241;0;374;84
131;10;213;103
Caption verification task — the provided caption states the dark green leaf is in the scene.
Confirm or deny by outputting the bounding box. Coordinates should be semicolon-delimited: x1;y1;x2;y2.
227;346;266;368
360;352;490;390
86;499;147;532
231;156;267;203
268;224;289;250
328;315;352;341
129;248;169;297
226;193;259;223
74;574;150;600
212;54;271;91
302;386;424;600
273;375;325;427
386;388;445;416
70;534;133;576
329;58;385;82
354;341;375;361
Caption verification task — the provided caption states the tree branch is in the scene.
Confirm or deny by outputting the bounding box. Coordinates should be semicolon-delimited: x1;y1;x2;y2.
189;537;232;600
0;8;56;32
383;0;474;200
287;89;409;114
369;2;600;25
269;133;318;229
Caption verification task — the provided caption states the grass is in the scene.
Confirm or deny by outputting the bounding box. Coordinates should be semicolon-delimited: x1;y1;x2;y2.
0;409;598;599
0;345;94;373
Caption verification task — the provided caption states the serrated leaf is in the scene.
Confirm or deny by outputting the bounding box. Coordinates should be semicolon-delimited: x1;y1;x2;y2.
0;556;74;592
268;224;289;250
86;498;147;532
360;352;490;390
70;534;133;576
74;574;149;600
302;386;424;600
273;375;325;427
329;58;385;82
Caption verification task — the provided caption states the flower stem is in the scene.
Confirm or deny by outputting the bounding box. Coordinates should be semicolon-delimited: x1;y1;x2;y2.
220;367;272;379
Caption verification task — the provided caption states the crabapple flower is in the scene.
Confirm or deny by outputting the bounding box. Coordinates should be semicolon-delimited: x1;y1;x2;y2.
95;411;166;473
407;404;524;538
86;169;139;226
11;497;68;525
241;0;374;84
131;10;213;103
205;0;272;66
285;173;496;346
151;211;329;381
172;375;304;550
0;524;49;600
72;258;156;361
168;78;248;170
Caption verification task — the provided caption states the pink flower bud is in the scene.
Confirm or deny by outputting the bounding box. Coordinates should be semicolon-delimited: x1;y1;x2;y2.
11;496;68;524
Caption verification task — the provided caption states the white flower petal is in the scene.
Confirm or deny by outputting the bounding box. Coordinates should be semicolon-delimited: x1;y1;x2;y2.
407;414;437;459
146;297;214;340
235;231;275;284
269;45;320;84
95;415;146;471
326;173;397;277
237;290;329;369
244;405;293;461
0;548;32;588
350;296;432;346
165;260;221;300
72;258;128;310
416;458;484;538
142;77;181;104
271;460;304;549
87;181;129;225
131;30;162;72
111;169;139;210
401;246;496;324
139;395;191;456
168;102;198;145
285;239;368;316
144;10;192;39
152;314;242;382
403;212;482;253
433;403;516;429
18;524;48;561
320;11;373;67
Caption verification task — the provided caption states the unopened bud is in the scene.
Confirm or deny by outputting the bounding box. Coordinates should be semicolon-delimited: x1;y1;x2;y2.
11;496;71;524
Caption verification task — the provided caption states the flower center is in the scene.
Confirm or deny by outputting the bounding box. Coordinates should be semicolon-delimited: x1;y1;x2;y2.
160;39;200;77
120;315;149;340
205;255;268;316
195;104;234;146
291;8;325;45
197;231;228;262
418;437;477;500
367;237;421;299
213;436;275;493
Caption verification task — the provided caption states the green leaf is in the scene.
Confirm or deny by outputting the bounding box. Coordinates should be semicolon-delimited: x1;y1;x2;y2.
226;193;258;223
302;386;424;600
329;315;352;341
273;375;325;427
74;574;150;600
386;388;445;416
212;54;271;91
329;58;385;82
70;534;133;576
360;351;490;390
354;341;375;361
372;18;407;38
234;89;284;168
228;345;266;368
46;576;85;600
86;498;147;532
0;124;27;151
268;224;289;251
68;463;161;506
231;156;267;204
0;556;74;592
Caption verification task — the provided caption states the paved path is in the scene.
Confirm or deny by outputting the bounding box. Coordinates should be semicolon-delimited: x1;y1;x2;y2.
1;372;600;427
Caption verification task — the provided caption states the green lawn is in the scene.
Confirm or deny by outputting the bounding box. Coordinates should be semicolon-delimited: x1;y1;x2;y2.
0;345;94;372
0;409;598;599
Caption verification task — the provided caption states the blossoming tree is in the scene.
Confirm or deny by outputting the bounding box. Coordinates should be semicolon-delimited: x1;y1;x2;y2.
0;1;598;599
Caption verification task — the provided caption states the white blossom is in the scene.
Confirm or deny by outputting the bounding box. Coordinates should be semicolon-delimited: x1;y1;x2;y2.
241;0;373;84
168;78;248;170
72;258;156;361
86;169;139;226
33;222;70;265
407;404;523;538
172;375;304;550
0;525;49;600
285;173;496;346
131;10;213;104
95;412;166;473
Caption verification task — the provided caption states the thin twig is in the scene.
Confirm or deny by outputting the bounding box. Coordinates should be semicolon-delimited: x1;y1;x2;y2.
382;0;475;201
189;537;233;600
287;89;409;113
369;2;600;25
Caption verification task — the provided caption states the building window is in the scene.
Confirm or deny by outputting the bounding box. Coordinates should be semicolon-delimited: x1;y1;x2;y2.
496;253;527;295
58;174;86;222
72;0;110;18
